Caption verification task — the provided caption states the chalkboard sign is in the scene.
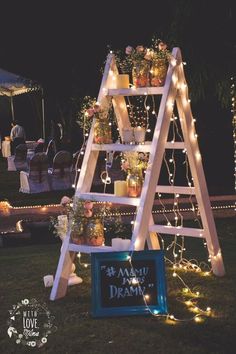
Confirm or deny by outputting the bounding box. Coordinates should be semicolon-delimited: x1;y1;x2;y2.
91;250;167;317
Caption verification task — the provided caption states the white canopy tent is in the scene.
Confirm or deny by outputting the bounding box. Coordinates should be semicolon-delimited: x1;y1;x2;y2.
0;68;45;139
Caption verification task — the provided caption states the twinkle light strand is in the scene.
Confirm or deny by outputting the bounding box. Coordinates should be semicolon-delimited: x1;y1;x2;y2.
126;250;212;323
230;77;236;210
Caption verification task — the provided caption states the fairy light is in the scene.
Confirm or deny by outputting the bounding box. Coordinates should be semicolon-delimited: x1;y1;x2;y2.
230;77;236;208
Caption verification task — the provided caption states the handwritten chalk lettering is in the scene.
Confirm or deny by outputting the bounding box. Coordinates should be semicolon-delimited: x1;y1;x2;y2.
117;267;149;278
122;276;145;285
109;285;146;299
23;329;40;339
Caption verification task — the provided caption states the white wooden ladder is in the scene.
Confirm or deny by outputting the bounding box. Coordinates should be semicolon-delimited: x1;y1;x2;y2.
50;47;225;301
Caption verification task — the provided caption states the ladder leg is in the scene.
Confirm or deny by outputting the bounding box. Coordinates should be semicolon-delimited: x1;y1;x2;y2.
176;81;225;276
147;215;161;250
50;238;76;300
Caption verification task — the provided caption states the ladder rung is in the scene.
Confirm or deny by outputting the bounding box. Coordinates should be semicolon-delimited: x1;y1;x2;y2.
69;243;113;253
107;87;164;96
156;185;195;195
92;142;152;152
76;192;140;206
149;225;205;238
165;142;185;149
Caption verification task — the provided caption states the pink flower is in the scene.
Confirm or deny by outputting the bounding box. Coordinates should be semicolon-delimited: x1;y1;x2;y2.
86;108;94;117
158;42;167;51
84;201;93;210
125;46;133;55
84;209;93;218
136;45;144;53
60;196;71;206
144;49;154;60
121;161;130;171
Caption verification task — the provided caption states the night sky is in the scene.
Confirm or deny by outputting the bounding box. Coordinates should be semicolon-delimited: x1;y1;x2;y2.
0;1;235;195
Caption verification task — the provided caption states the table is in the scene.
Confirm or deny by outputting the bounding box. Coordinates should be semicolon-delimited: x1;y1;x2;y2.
1;141;11;157
26;141;37;150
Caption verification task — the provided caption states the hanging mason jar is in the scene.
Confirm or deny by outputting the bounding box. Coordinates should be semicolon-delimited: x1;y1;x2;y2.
132;60;150;87
70;221;86;245
126;169;143;197
94;119;112;144
150;59;168;87
86;218;105;246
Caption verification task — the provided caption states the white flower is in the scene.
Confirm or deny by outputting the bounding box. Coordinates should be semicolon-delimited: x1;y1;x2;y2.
60;196;71;206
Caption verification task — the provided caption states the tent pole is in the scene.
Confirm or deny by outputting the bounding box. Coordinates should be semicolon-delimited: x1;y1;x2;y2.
10;95;15;121
41;88;45;140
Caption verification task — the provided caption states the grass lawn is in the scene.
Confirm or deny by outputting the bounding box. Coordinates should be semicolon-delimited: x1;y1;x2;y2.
0;217;235;354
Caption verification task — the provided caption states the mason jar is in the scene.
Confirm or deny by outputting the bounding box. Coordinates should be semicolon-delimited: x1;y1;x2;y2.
126;170;143;197
94;119;112;144
150;59;168;87
132;60;150;87
86;218;105;246
70;221;86;245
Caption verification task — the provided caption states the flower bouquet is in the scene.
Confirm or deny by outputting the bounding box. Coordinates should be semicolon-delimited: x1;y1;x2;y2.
53;196;118;246
77;96;113;144
114;38;172;87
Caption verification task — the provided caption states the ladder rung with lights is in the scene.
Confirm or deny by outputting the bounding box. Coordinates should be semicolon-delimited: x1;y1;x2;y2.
50;47;225;301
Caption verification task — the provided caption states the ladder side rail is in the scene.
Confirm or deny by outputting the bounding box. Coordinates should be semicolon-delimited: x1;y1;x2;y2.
176;64;225;276
146;215;161;250
130;47;182;251
50;233;76;300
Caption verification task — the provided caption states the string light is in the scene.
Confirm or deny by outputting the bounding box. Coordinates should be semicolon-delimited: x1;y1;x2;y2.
230;77;236;210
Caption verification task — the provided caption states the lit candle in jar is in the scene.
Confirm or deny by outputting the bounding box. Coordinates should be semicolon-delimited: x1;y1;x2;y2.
112;238;123;251
133;126;146;144
127;172;142;197
114;180;127;197
115;74;130;89
120;239;131;251
121;128;134;144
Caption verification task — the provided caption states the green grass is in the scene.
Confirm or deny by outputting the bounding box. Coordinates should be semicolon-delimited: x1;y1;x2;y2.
0;218;235;354
0;157;74;206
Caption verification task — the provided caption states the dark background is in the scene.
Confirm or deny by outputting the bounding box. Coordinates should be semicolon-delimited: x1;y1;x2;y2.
0;0;235;195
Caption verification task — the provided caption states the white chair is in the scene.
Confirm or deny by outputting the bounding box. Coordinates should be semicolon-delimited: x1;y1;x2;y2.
7;144;28;171
49;151;73;190
20;153;51;193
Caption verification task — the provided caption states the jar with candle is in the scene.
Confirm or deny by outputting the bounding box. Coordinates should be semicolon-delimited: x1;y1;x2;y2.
94;119;112;144
133;126;146;144
86;218;105;246
121;128;134;144
150;59;168;87
132;60;150;87
116;74;130;89
126;168;143;197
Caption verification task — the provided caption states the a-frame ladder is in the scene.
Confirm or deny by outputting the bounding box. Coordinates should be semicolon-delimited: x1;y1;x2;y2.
50;47;224;301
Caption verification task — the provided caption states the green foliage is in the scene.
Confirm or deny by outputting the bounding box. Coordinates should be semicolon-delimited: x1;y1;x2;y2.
113;39;172;75
76;95;97;135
